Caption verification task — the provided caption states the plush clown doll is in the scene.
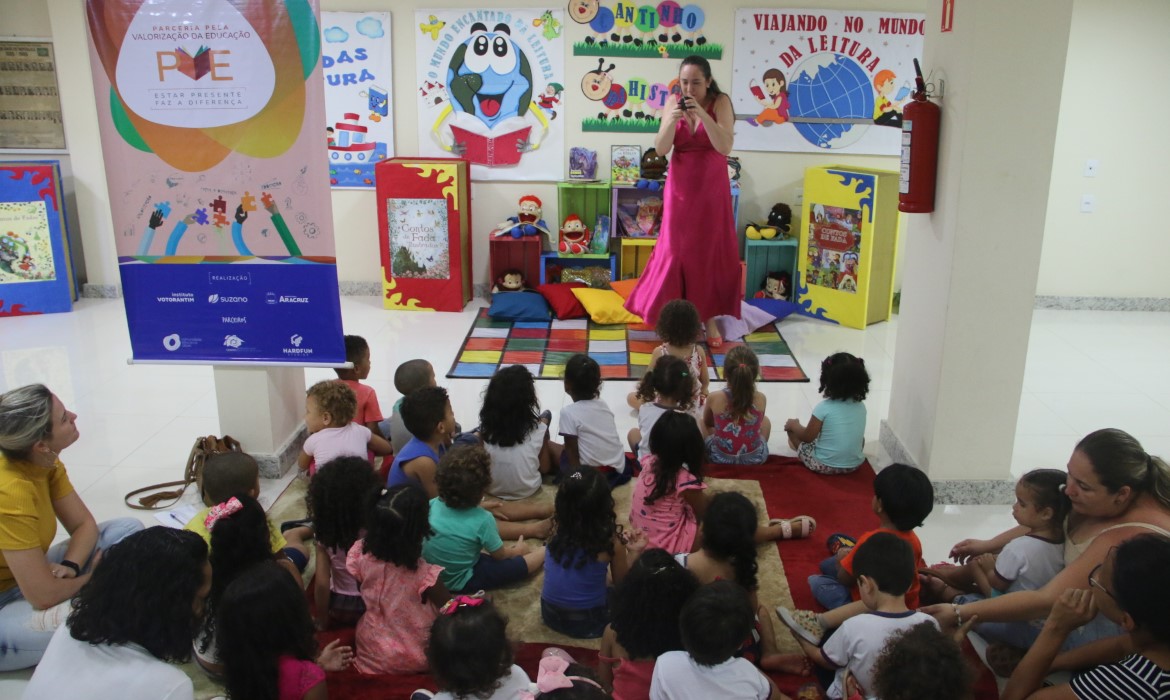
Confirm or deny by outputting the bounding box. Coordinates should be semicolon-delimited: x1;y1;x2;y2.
558;215;592;254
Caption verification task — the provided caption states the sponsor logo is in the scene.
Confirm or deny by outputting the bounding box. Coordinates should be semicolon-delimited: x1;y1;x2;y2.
156;292;195;303
266;292;277;305
290;334;303;347
222;316;246;324
282;347;314;356
223;335;244;349
163;334;182;351
209;294;248;304
279;295;309;304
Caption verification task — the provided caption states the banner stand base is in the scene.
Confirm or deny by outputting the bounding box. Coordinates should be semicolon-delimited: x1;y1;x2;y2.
213;366;307;479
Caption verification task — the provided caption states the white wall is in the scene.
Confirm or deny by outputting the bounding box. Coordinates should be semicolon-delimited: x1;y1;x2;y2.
1036;0;1170;298
5;0;919;291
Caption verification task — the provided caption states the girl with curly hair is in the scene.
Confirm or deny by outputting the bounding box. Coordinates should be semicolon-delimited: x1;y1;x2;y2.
217;561;352;700
347;484;450;675
785;352;870;474
627;299;709;415
478;365;562;500
307;456;382;630
542;468;647;638
627;355;696;459
599;549;700;699
24;527;208;699
422;446;545;593
418;598;532;700
629;411;708;554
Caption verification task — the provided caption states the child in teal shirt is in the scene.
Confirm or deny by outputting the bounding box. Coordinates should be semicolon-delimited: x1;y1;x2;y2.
784;352;869;474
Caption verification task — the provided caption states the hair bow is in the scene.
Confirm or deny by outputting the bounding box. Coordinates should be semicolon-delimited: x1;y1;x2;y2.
519;656;604;699
204;497;243;531
439;593;486;616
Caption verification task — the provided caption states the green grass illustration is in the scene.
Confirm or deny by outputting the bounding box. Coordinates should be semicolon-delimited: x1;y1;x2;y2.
573;42;722;60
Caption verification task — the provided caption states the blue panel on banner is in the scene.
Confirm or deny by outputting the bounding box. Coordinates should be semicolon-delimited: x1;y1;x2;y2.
120;263;345;363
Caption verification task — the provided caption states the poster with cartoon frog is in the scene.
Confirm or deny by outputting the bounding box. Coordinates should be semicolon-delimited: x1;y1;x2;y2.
415;10;564;181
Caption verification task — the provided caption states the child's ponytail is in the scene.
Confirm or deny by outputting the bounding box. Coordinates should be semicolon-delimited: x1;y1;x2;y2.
645;355;696;411
723;346;760;419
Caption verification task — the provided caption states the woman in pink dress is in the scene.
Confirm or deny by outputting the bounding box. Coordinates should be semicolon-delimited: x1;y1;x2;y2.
625;55;740;346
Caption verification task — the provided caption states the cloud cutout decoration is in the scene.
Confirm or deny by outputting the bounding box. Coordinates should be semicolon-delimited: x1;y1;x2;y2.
356;17;384;38
323;26;349;43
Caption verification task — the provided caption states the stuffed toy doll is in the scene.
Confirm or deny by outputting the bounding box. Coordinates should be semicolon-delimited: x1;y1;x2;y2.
558;215;592;254
636;148;668;191
754;271;791;301
492;269;528;293
745;202;793;240
491;195;551;238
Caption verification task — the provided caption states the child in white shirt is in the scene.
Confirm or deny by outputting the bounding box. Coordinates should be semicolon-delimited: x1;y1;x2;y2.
559;354;636;487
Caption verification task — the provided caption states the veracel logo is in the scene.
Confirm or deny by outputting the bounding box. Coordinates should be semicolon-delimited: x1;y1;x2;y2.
223;335;244;349
290;334;303;347
208;294;219;304
163;334;182;351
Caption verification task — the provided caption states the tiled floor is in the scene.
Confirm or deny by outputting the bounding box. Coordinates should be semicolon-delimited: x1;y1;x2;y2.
2;298;1167;692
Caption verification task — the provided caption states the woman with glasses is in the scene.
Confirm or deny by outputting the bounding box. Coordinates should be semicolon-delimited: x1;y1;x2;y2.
925;429;1170;656
1001;534;1170;699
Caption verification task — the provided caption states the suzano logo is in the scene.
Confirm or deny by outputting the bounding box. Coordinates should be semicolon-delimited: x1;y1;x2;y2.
163;334;182;351
223;335;244;349
208;293;218;304
290;334;303;347
209;294;247;304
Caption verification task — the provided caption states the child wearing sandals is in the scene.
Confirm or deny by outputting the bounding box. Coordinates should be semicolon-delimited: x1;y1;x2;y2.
628;355;696;459
777;464;934;646
307;457;382;630
704;346;770;464
784;353;869;474
628;299;710;417
422;445;545;593
559;354;638;486
600;549;700;699
542;468;647;639
650;581;787;700
676;492;813;677
347;484;451;674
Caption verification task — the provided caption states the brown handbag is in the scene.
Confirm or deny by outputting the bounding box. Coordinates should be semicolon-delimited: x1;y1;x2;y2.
123;435;243;510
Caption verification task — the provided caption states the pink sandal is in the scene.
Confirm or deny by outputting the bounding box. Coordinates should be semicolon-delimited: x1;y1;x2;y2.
770;516;817;540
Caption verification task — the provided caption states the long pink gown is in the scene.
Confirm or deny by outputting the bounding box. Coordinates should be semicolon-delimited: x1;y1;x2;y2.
624;100;741;325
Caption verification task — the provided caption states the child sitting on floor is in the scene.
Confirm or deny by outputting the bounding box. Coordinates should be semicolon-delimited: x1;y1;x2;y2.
629;410;708;555
650;581;787;700
384;359;442;453
298;380;392;475
307;456;382;630
542;468;647;639
335;334;385;438
777;464;935;646
415;597;533;700
600;549;701;700
422;445;545;593
784;352;869;474
185;452;310;579
480;365;561;501
628;355;696;458
387;386;456;494
628;299;709;417
217;561;352;700
559;354;638;486
867;622;974;700
676;492;813;676
704;346;771;464
789;533;939;700
347;484;450;675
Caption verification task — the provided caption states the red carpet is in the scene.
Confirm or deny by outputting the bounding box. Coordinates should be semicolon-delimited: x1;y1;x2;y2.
314;456;997;699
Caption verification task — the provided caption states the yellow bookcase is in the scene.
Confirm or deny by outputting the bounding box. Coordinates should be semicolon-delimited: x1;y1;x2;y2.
797;166;900;329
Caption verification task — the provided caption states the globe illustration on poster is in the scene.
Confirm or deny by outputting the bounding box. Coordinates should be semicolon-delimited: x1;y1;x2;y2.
788;54;875;150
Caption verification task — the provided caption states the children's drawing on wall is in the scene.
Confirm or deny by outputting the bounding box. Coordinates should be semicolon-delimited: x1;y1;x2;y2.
580;59;671;133
731;9;923;155
806;203;862;294
568;1;721;59
415;10;565;181
322;12;394;189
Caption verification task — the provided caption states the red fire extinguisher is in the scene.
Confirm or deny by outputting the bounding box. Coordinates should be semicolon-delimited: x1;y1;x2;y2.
899;59;941;213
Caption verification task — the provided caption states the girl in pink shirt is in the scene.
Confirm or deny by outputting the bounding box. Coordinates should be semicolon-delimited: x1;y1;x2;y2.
629;411;709;554
347;484;451;674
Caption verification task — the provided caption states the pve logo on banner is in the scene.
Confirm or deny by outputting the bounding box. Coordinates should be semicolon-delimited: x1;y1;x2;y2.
156;46;231;82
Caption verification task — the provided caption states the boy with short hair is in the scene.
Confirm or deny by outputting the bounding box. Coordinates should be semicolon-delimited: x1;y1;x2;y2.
184;452;310;578
383;359;438;453
298;380;392;476
651;581;787;700
778;463;934;644
386;386;455;496
793;532;939;700
334;335;385;438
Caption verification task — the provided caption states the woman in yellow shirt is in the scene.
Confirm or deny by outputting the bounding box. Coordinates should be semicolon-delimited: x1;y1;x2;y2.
0;384;144;671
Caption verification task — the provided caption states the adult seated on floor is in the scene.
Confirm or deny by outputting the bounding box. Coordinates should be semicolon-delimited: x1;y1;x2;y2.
1001;533;1170;699
926;429;1170;654
0;384;144;671
22;527;211;700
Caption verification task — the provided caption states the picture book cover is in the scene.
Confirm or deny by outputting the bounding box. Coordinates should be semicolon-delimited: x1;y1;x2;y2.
610;145;641;185
569;147;598;180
